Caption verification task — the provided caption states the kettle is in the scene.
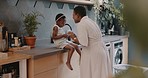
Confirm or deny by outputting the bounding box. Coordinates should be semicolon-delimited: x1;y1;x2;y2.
0;21;8;52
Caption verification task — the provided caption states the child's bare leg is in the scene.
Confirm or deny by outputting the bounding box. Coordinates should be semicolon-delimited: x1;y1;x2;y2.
75;47;81;56
64;45;75;70
68;32;79;44
74;45;81;65
69;43;81;65
69;43;81;56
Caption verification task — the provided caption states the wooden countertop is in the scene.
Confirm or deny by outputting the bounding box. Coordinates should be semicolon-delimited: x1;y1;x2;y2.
0;52;31;65
17;45;63;59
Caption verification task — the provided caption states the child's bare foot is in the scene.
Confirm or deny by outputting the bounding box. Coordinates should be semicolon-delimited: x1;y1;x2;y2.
66;62;73;70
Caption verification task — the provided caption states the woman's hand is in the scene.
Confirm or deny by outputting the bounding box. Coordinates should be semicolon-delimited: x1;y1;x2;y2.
67;31;73;36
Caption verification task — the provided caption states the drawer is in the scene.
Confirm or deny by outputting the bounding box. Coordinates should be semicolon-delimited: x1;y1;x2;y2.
35;69;57;78
34;54;58;75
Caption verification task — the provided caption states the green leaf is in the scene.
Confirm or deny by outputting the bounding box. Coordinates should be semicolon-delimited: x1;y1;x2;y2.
23;11;44;37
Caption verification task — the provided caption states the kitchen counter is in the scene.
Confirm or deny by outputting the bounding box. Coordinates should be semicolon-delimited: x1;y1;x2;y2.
0;52;31;65
0;52;31;78
18;35;128;58
103;35;128;43
7;35;128;59
22;45;79;78
18;45;63;59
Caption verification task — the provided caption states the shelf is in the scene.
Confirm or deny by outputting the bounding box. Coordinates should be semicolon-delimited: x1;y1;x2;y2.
50;0;94;5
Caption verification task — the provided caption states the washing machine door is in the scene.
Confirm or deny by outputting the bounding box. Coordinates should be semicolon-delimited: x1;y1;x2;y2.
114;49;123;64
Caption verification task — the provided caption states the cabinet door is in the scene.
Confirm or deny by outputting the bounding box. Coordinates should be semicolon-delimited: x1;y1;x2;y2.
34;54;58;75
35;69;57;78
122;38;128;64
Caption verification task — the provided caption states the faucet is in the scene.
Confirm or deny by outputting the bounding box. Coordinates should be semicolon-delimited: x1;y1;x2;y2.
108;25;114;35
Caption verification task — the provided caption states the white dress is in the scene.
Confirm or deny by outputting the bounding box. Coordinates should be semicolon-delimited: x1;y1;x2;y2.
53;25;72;49
76;16;112;78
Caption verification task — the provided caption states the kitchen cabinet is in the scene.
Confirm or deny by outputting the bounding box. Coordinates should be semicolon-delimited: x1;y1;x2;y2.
33;53;58;78
24;47;80;78
28;53;58;78
49;0;93;10
35;69;57;78
34;53;58;75
122;37;128;64
0;52;31;78
50;0;93;5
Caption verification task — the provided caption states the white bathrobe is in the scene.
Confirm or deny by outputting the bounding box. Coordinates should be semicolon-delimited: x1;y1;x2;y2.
76;16;112;78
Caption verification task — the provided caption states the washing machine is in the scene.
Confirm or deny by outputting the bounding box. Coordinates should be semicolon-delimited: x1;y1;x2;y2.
105;42;114;71
111;40;127;75
105;42;112;62
105;42;111;58
111;40;125;65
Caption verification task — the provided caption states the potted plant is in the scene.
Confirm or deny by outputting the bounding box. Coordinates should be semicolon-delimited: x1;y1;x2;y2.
96;0;126;35
112;3;126;35
23;11;43;48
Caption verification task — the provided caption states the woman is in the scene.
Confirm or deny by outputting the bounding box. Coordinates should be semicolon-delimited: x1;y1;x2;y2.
72;6;112;78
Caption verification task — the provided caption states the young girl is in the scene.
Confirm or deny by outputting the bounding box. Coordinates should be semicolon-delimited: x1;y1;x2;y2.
52;13;81;70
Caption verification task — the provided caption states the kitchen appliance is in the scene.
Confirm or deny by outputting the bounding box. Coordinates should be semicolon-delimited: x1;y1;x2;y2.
112;40;124;65
105;42;113;71
111;40;128;75
105;42;112;61
0;21;8;52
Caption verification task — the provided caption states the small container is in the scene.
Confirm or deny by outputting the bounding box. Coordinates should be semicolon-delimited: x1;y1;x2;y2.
14;37;18;47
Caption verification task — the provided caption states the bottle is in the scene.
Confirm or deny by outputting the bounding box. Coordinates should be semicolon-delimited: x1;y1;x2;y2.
10;34;15;48
2;31;9;52
18;38;21;47
5;31;8;51
14;37;18;47
20;35;25;46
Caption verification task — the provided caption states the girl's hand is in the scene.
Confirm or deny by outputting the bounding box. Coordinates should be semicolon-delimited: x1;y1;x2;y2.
63;34;69;38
